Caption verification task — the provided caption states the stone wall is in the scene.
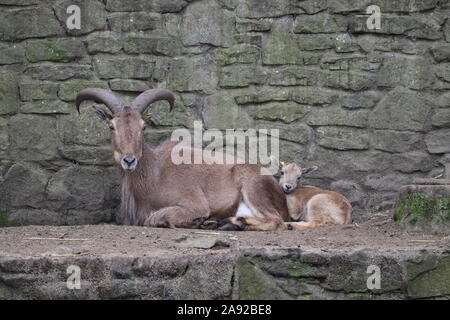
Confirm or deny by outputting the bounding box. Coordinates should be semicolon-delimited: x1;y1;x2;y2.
0;0;450;225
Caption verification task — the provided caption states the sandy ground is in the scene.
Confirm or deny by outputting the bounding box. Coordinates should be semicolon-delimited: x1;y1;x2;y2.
0;211;448;258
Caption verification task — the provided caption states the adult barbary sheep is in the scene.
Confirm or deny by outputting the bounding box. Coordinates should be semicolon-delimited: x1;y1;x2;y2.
278;163;352;230
75;88;290;231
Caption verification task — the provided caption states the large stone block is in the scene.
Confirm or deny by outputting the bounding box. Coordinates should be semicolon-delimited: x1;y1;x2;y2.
294;13;347;33
108;12;162;32
0;43;24;65
297;34;334;51
425;129;450;154
316;127;369;150
86;32;122;54
349;15;442;40
233;88;290;105
165;56;217;93
307;108;368;128
124;35;180;56
0;72;19;115
59;145;114;166
268;67;319;86
146;97;199;128
58;81;109;102
94;57;154;80
109;79;150;92
26;39;86;63
0;0;39;4
46;166;109;211
431;109;450;128
329;0;369;13
203;93;253;130
53;0;107;35
20;100;70;114
431;45;450;63
0;118;8;158
364;173;412;192
246;102;309;124
24;64;92;81
372;0;440;13
369;87;432;131
106;0;189;13
435;63;450;83
325;71;377;91
291;87;339;105
19;82;59;101
219;65;266;88
9;114;59;161
58;110;110;146
236;18;272;33
0;162;49;208
255;120;311;145
338;91;381;109
371;130;423;153
379;57;435;90
392;151;434;173
236;0;303;18
0;7;62;40
262;29;321;65
217;44;260;66
445;20;450;42
181;0;234;47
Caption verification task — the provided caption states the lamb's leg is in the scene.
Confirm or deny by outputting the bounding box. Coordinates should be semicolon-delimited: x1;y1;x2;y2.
286;220;326;230
219;216;288;231
144;205;209;229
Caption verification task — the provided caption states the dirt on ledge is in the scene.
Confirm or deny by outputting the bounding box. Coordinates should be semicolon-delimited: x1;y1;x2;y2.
0;211;448;258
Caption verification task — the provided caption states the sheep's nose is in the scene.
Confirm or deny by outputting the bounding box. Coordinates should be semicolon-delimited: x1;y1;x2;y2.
284;184;292;192
123;156;136;166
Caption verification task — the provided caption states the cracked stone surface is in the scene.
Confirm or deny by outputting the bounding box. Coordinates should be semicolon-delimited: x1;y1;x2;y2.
0;213;448;300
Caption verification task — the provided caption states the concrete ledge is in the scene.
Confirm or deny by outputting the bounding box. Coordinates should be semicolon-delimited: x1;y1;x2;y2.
0;214;449;300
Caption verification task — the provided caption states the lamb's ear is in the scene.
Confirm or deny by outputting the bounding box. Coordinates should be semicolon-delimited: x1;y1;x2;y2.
92;106;112;123
302;166;318;175
273;169;282;180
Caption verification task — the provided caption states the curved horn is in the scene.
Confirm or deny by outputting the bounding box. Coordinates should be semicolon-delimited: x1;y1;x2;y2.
131;89;175;114
75;88;124;114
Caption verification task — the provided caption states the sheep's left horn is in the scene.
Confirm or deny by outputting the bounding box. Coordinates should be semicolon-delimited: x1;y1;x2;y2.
75;88;124;114
131;89;175;114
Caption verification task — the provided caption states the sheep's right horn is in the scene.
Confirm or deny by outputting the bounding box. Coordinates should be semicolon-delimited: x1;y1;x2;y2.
75;88;124;114
131;89;175;114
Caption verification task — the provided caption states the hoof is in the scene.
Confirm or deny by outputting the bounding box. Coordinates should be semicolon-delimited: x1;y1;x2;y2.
200;220;219;230
217;218;246;231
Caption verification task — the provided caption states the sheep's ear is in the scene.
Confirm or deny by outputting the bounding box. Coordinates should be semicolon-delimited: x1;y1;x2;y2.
92;106;112;123
302;166;318;175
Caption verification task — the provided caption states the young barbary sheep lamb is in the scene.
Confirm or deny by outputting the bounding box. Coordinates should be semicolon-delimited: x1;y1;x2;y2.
277;163;352;230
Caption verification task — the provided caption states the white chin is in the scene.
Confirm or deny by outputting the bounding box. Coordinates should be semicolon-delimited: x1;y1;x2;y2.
122;164;137;171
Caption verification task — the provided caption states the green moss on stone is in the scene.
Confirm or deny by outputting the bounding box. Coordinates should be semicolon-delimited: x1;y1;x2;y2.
287;261;313;278
393;203;406;221
0;212;9;227
238;259;265;300
395;192;450;234
46;43;67;61
407;256;450;298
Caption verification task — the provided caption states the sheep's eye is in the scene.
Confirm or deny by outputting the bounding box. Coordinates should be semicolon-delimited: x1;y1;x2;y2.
142;126;146;131
109;125;115;131
297;176;301;181
280;171;284;176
